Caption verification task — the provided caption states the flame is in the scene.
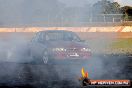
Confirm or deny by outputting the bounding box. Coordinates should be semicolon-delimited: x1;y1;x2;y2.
81;67;89;78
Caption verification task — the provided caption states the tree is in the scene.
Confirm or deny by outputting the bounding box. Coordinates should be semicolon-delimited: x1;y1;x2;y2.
92;0;121;14
121;6;132;21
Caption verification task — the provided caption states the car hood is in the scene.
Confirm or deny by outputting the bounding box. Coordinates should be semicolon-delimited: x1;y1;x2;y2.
46;41;88;48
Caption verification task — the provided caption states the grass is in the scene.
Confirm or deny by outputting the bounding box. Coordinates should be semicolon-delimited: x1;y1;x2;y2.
86;38;132;54
111;38;132;49
109;38;132;54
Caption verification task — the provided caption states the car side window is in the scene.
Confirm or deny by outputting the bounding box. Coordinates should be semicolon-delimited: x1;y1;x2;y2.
32;32;46;43
31;33;38;42
72;33;81;41
37;32;46;43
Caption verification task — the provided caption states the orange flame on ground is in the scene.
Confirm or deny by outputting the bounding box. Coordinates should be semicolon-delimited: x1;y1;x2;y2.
81;67;89;78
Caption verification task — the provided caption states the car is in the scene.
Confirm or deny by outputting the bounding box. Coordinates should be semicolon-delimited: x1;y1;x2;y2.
29;30;91;64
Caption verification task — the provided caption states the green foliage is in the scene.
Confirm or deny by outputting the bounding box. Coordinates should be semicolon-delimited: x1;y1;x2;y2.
121;6;132;21
92;0;121;14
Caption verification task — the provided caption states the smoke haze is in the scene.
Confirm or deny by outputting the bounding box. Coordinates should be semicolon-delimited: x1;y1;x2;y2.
0;0;130;87
0;33;127;88
0;0;124;27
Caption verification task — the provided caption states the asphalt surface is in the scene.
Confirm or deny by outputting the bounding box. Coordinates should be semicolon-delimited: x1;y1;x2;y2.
0;54;131;88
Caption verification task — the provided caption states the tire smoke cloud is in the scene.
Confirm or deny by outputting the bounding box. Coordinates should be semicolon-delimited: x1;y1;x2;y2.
0;33;127;88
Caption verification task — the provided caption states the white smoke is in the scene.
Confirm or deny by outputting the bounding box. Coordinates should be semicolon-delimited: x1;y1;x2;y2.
0;32;128;87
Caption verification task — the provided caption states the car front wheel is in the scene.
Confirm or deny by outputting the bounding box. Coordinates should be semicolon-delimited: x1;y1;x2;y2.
42;51;49;64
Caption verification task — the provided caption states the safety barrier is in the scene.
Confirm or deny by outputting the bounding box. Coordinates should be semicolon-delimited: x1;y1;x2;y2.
0;26;132;32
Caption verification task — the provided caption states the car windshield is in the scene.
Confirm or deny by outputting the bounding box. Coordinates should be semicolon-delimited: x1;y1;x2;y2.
45;31;81;41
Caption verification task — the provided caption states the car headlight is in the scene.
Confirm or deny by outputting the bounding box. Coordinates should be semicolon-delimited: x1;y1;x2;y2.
81;48;91;52
52;48;66;51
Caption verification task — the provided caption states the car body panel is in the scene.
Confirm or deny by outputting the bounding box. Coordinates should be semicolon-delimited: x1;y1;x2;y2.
30;30;91;62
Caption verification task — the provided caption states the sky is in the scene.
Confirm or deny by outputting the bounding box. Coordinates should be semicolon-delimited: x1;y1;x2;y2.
59;0;132;7
117;0;132;6
0;0;131;26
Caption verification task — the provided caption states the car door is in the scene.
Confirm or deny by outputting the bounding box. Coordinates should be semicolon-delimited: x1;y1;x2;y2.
30;32;47;58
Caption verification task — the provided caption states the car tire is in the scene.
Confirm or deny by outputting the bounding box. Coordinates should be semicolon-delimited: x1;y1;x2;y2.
42;50;49;64
29;51;37;64
30;49;53;65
